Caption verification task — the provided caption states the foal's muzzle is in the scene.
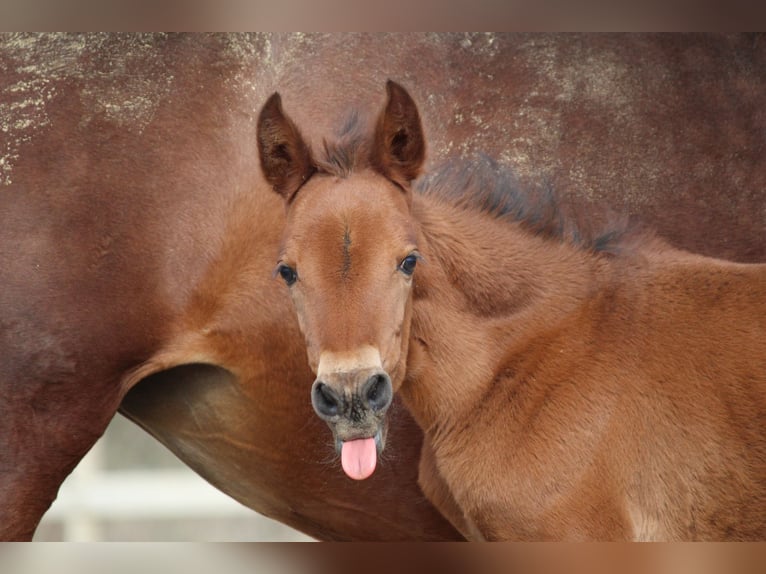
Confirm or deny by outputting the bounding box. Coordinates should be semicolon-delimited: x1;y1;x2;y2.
311;369;393;480
311;370;393;423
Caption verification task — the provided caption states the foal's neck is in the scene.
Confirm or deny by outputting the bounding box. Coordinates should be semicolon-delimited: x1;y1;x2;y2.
402;194;607;433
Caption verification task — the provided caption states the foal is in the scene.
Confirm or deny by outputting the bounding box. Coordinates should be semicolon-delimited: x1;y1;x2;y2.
257;81;766;540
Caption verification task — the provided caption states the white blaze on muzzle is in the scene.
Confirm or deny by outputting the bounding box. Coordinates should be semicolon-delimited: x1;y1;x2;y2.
317;346;383;378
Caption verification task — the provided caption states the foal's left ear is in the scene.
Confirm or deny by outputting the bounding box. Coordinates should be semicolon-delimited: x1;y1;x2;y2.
371;80;426;188
257;92;315;203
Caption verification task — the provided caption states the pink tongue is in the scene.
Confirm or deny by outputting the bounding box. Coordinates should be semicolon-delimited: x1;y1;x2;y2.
341;438;377;480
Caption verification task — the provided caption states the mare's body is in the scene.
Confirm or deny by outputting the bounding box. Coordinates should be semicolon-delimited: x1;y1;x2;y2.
2;33;764;540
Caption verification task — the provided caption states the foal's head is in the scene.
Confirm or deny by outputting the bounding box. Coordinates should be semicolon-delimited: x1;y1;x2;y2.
257;81;425;480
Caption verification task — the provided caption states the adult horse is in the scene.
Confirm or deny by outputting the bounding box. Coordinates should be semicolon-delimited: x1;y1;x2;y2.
1;33;764;540
258;79;766;540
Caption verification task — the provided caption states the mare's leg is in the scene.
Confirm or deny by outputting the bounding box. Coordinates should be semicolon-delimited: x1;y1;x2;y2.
0;380;117;540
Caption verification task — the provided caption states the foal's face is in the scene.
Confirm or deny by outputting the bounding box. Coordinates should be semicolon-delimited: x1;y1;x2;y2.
276;171;419;476
279;170;417;377
257;80;425;479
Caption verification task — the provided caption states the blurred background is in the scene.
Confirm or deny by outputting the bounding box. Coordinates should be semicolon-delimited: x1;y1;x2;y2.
33;414;312;541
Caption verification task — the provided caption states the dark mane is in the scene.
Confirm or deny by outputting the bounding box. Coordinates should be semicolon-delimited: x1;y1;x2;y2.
316;115;630;255
415;154;632;255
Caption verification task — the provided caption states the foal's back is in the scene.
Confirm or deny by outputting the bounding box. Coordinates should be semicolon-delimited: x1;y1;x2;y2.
603;248;766;539
445;238;766;541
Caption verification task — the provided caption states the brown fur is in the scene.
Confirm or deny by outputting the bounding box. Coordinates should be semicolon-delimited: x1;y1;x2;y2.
3;33;766;541
262;81;766;541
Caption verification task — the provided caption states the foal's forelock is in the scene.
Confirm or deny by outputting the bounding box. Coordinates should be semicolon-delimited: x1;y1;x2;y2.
315;113;375;178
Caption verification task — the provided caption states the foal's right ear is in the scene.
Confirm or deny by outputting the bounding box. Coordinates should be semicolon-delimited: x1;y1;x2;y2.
257;93;315;203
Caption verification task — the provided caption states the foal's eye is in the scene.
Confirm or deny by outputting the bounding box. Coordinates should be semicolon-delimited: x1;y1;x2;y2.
277;264;298;286
398;253;419;276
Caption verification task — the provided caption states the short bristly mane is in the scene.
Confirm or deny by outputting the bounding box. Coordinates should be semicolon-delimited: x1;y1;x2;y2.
415;154;632;255
317;114;630;255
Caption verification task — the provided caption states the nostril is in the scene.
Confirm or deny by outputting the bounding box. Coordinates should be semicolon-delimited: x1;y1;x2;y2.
311;381;341;419
364;372;392;413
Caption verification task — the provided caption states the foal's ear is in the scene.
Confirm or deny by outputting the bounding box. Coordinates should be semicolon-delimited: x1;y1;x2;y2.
371;81;426;188
257;92;315;203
